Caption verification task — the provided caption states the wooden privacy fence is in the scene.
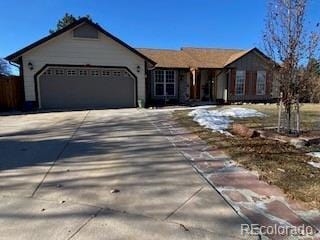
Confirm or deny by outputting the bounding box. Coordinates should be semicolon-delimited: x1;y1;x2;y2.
0;76;23;110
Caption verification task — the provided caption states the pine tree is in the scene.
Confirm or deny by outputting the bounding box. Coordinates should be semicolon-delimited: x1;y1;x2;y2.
49;13;91;34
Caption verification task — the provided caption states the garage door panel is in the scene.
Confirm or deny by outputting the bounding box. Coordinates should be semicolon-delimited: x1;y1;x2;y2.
38;67;135;109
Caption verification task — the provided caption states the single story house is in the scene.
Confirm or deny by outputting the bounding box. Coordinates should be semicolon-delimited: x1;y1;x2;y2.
5;17;278;110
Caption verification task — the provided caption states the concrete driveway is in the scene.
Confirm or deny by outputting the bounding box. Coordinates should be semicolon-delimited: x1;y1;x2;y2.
0;109;247;240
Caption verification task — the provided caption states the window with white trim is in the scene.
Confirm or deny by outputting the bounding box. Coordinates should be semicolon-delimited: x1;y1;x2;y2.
235;70;245;95
256;71;266;95
154;70;175;96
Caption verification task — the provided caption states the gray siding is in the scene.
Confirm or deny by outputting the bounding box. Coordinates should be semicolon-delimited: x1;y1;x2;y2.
228;51;273;102
228;51;269;71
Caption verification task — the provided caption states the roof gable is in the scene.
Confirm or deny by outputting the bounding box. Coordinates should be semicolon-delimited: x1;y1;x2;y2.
224;47;273;67
5;18;156;65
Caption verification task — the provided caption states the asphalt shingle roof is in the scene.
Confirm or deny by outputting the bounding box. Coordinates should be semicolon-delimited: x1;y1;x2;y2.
137;47;250;68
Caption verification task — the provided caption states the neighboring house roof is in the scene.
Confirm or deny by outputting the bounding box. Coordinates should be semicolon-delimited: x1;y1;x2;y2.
137;47;270;69
5;18;156;65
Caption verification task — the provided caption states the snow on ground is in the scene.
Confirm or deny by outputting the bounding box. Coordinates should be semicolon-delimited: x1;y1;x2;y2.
307;152;320;158
308;161;320;169
307;152;320;168
188;107;265;135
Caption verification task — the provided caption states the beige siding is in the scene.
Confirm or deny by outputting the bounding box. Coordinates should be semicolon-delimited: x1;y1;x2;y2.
22;23;146;102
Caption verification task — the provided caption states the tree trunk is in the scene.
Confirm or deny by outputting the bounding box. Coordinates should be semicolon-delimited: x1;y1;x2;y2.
296;100;300;135
286;104;292;134
277;100;282;133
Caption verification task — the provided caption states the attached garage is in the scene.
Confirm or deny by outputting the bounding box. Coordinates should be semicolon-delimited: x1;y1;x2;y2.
37;66;136;109
5;17;156;110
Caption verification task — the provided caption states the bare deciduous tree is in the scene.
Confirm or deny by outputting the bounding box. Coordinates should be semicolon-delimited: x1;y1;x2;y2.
264;0;319;134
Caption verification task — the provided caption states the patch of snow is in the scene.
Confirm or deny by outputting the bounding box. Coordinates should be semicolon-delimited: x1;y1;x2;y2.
308;161;320;169
188;109;232;134
307;152;320;158
188;107;265;135
218;108;265;118
307;152;320;168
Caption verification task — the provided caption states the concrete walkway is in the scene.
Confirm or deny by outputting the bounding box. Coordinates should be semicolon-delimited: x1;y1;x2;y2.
0;109;249;240
148;109;320;240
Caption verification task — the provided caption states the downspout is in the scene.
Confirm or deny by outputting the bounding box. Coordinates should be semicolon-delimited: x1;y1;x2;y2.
226;68;231;103
190;67;197;101
144;61;149;107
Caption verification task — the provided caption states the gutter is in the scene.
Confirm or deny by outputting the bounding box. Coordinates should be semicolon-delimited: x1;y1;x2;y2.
8;61;20;69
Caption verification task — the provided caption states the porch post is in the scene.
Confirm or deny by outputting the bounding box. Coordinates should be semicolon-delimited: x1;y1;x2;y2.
209;70;213;101
213;70;217;101
191;68;196;101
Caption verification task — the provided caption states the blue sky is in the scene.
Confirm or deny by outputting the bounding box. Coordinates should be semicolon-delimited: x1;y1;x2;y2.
1;0;319;58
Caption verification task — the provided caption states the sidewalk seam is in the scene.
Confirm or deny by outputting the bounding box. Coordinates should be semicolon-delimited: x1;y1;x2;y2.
164;186;203;220
66;208;103;240
31;110;90;198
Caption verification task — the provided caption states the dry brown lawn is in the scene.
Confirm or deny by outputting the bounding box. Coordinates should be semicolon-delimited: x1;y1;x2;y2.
231;103;320;132
173;104;320;209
